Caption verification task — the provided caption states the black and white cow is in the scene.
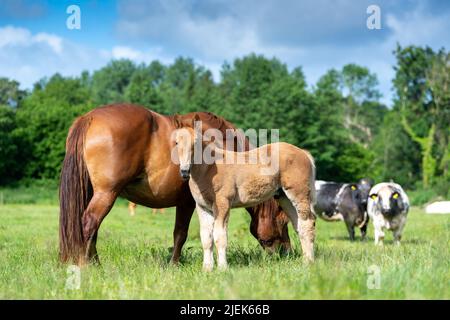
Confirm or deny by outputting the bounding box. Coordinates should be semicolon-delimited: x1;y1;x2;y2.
314;178;373;240
367;182;409;245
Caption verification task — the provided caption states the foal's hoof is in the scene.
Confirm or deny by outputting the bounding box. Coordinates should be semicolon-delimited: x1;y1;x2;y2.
202;264;214;272
303;255;315;264
217;265;228;272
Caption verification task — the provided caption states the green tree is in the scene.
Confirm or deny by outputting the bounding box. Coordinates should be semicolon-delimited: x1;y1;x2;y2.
0;105;20;184
159;57;217;114
92;59;137;104
393;45;449;187
125;62;165;111
371;111;421;187
0;77;26;107
14;74;93;179
218;54;310;147
339;64;385;148
427;51;450;184
305;70;351;180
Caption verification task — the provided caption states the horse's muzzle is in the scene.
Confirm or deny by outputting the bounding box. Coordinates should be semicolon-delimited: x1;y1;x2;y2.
180;169;190;181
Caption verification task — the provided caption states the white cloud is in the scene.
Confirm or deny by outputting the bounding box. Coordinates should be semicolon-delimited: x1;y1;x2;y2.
1;1;450;106
0;26;63;54
115;0;450;106
0;26;176;89
0;25;108;88
0;25;31;47
386;7;450;48
112;46;141;60
110;45;172;64
0;26;183;90
33;32;63;54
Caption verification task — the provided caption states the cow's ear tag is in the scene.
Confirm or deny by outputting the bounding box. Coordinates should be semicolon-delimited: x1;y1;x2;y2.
370;194;377;200
393;193;399;199
351;185;357;191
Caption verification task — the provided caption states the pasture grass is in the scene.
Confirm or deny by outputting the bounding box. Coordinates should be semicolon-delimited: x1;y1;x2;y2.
0;203;448;299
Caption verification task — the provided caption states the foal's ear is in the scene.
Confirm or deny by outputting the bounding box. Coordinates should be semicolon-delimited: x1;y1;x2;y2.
192;113;201;127
173;114;183;129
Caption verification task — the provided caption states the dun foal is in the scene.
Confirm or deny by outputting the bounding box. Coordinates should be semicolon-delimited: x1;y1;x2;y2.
173;118;316;270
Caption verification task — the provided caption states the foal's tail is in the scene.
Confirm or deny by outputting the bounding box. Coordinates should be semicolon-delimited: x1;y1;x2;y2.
304;150;317;208
59;115;93;264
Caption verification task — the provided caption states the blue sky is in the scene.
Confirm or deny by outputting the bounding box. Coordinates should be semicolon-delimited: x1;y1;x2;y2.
1;0;449;105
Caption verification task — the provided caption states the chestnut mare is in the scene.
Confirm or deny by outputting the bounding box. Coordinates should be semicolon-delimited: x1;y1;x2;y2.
59;103;290;265
173;121;317;270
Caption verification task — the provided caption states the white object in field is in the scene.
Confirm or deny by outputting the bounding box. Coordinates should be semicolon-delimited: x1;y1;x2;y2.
425;201;450;214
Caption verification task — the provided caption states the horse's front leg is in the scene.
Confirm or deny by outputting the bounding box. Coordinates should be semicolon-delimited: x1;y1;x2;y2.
196;205;215;271
170;199;196;264
213;198;231;270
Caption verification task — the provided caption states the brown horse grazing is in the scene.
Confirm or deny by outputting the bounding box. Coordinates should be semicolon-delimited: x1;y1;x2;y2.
59;103;290;265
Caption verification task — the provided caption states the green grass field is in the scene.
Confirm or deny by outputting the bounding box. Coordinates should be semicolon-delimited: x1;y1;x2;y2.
0;203;448;299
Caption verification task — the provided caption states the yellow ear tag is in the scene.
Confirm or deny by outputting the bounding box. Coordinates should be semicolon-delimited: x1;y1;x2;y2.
371;194;377;200
393;193;399;199
351;185;356;190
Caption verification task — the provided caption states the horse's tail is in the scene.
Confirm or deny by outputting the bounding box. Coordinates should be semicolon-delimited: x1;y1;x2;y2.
59;115;93;264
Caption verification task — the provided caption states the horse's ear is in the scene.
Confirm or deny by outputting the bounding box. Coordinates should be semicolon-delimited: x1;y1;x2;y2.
173;114;182;129
192;113;201;127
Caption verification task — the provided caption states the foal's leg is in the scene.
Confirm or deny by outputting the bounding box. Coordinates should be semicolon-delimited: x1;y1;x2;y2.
170;200;195;264
213;198;231;270
278;190;315;262
196;205;215;271
82;190;117;265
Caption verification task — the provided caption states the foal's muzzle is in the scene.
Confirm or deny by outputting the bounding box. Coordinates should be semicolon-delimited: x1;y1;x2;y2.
180;169;190;181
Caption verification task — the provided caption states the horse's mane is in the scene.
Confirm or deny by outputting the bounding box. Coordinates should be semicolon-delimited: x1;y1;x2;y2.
177;111;249;151
184;111;233;133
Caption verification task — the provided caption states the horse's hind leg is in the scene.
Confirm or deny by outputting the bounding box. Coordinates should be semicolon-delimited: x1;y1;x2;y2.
82;191;117;265
278;189;315;262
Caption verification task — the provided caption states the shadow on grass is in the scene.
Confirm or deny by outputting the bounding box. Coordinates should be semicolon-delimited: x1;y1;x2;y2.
329;235;365;242
92;239;322;270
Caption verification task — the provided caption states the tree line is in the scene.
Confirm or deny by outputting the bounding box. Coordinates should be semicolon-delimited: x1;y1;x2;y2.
0;45;448;197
